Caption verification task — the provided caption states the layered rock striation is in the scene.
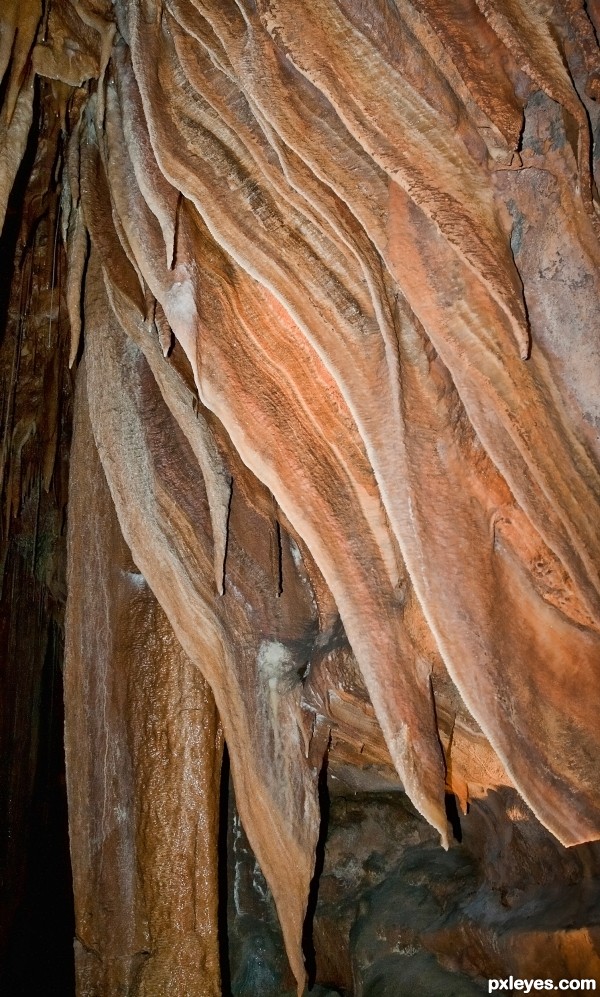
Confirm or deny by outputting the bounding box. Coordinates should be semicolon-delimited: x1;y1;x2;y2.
2;1;600;992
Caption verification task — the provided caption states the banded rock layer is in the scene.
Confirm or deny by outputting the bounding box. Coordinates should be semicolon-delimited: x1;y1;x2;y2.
2;0;600;992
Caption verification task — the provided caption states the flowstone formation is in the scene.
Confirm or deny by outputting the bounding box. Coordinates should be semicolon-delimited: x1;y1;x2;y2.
2;1;600;993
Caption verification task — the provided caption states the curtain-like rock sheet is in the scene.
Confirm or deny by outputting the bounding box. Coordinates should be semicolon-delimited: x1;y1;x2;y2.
3;0;600;990
79;247;325;988
80;0;600;841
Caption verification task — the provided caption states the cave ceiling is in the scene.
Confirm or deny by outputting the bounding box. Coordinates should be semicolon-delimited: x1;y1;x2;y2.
1;0;600;993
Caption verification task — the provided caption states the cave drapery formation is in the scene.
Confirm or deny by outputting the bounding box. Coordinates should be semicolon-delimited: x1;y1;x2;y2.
2;0;600;993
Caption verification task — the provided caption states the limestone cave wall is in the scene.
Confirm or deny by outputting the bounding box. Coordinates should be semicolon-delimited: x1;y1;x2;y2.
1;1;600;994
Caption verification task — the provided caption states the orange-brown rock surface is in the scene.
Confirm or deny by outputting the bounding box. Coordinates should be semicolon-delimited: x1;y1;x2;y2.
2;1;600;993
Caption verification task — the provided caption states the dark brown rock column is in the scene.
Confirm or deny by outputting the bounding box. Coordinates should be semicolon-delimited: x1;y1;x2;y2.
65;366;222;996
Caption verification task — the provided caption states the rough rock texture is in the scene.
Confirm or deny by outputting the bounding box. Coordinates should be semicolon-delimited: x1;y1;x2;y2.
2;0;600;993
65;363;223;995
226;781;600;995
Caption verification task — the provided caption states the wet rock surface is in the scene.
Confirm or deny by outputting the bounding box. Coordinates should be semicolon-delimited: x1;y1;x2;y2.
228;786;600;994
1;1;600;993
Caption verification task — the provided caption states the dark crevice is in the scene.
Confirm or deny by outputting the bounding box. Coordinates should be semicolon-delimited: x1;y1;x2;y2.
0;623;75;996
275;517;283;598
0;83;40;345
445;792;463;844
221;476;234;595
303;750;330;989
218;744;232;996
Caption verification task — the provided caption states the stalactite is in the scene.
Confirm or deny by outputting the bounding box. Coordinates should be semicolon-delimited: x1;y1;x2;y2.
2;0;600;992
